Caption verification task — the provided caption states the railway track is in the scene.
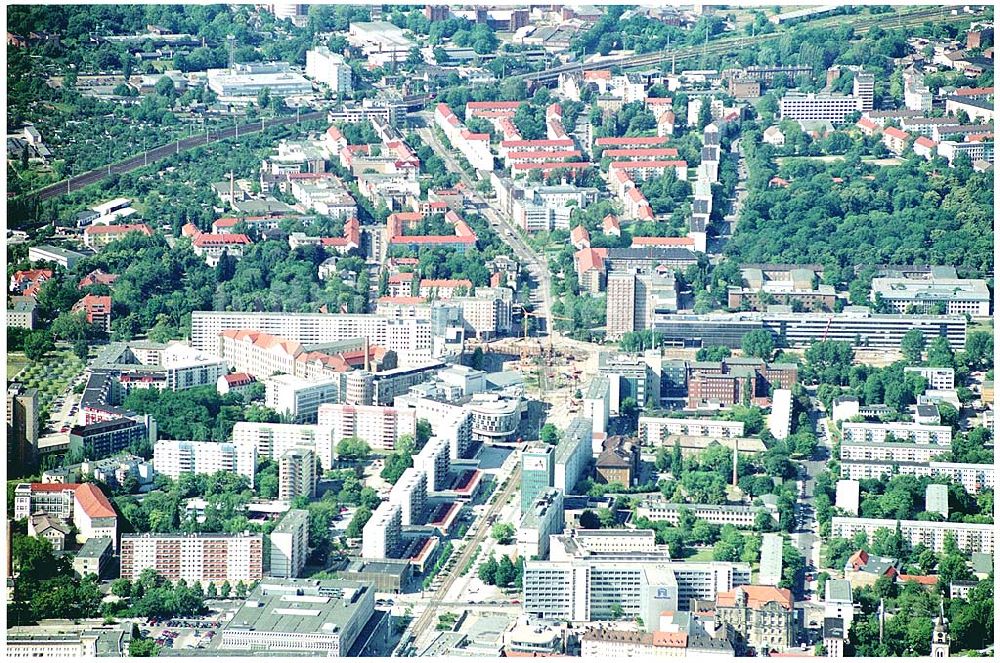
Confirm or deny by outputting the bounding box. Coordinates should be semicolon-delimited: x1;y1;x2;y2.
400;464;522;655
27;111;325;202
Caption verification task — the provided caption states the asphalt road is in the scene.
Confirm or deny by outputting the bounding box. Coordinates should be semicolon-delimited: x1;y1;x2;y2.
28;111;324;201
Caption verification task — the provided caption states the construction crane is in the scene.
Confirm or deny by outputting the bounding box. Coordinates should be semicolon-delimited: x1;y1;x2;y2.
519;310;572;397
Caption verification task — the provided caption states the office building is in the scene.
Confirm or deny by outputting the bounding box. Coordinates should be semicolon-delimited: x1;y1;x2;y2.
278;447;317;501
584;376;610;435
348;21;414;67
15;482;117;550
853;72;875;111
598;351;661;413
727;264;836;312
779;92;862;123
6;629;128;658
554;417;593;494
269;509;309;579
7;383;38;473
207;62;312;100
219;579;376;656
28;244;86;269
831;517;994;554
871;275;990;318
68;414;155;460
392;392;475;455
903;366;955;391
758;533;783;587
686;358;798;410
824;579;854;631
521;444;555;513
361;500;402;559
153;439;257;483
835;479;860;516
72;536;114;579
232;421;336;470
120;532;263;583
605;268;679;341
265;374;344;423
715;585;795;652
841;421;952;445
305;45;352;93
518;488;565;560
824;618;846;658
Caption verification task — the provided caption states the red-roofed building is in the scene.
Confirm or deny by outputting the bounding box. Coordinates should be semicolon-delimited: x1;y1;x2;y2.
191;233;253;266
465;101;523;121
511;161;593;175
72;294;112;332
386;211;478;254
952;86;993;99
387;273;416;297
570;225;591;250
897;574;938;587
609;160;688;182
498;117;522;141
14;482;117;550
506;149;583;166
882;126;911;155
658;110;676;137
716;585;795;652
181;222;202;238
769;176;791;188
216;371;258;397
83;223;154;249
324;124;347;155
595;135;671;148
602;147;680;160
574;248;608;294
856;117;880;136
419;278;473;299
624;186;655;221
632;236;696;249
602;214;621;237
10;268;52;295
78;269;118;290
913;135;938;160
376;296;427;310
498;138;575;158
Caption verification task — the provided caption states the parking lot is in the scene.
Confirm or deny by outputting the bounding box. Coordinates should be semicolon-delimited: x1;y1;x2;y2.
142;617;221;651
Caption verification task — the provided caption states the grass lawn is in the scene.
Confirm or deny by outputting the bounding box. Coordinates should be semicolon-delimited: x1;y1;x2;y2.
16;350;85;412
7;352;29;380
969;319;993;335
682;547;716;562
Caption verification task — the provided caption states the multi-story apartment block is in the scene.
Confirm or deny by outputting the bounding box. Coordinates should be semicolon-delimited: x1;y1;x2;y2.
305;46;352;93
554;417;593;493
853;72;875;111
153;439;257;483
120;533;264;583
269;509;309;579
840;460;994;494
414;436;450;491
68;414;156;459
317;403;416;452
278;447;317;501
388;467;427;526
715;585;795;653
7;383;38;473
779;92;862;123
518;488;565;560
639;417;746;444
361;500;402;559
831;517;994;554
840;439;952;464
232;421;336;470
391;392;476;454
598;351;661;413
265;374;345;423
636;499;779;529
841;421;952;445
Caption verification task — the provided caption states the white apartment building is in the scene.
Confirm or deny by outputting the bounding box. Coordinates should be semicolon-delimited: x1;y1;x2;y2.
160;342;228;390
435;103;494;172
278;447;317;501
317;403;416;451
841;421;952;445
120;532;264;583
265;374;344;423
903;70;933;111
361;500;402;559
393;394;473;458
452;287;514;339
831;517;994;554
232;421;336;470
414;436;451;491
635;500;778;528
388;467;427;526
768;389;793;441
190;311;435;361
554;417;593;494
639;417;746;444
153;439;257;483
305;46;352;93
840;460;994;495
779;92;862;123
269;509;309;579
903;366;956;390
840;439;952;464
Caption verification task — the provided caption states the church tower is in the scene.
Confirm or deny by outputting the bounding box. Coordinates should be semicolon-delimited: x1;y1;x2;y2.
931;599;950;658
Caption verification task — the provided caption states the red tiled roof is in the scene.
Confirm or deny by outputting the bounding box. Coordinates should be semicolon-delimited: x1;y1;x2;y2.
583;70;612;80
575;247;607;273
74;482;116;519
611;159;687;169
898;574;938;586
511;161;593;171
29;483;81;492
377;296;427;305
220;329;303;356
716;585;793;610
500;139;575;149
79;270;118;288
595;136;670;147
632;236;695;247
857;117;879;130
571;226;590;245
222;372;256;387
466;101;523;110
953;86;993;96
420;278;472;289
192;233;252;248
84;223;153;236
507;149;583;161
914;136;938;148
602;148;680;158
884;126;910;140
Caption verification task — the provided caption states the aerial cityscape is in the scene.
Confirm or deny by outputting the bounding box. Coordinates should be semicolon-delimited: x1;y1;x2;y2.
3;2;995;658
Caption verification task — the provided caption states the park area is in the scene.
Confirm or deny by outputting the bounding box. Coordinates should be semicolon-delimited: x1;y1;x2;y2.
14;349;86;418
